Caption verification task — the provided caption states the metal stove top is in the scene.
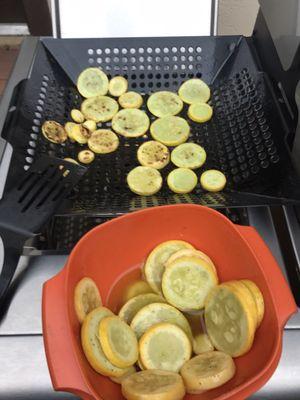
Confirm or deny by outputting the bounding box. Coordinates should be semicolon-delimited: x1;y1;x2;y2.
0;38;300;399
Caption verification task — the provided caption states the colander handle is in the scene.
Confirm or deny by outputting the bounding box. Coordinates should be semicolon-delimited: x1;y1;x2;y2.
42;269;94;400
236;225;297;329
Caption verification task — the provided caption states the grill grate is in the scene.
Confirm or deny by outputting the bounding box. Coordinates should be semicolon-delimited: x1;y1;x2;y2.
2;36;300;217
34;207;249;253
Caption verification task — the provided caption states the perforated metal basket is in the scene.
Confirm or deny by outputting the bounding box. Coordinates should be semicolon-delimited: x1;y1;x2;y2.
2;35;300;219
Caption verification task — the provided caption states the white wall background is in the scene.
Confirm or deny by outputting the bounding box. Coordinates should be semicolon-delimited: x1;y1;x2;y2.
218;0;259;36
57;0;213;38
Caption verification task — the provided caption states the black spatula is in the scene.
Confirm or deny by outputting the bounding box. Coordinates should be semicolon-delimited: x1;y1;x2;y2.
0;156;86;305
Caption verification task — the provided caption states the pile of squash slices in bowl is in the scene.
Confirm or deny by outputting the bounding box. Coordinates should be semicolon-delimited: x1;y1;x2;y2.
74;240;264;400
41;67;227;196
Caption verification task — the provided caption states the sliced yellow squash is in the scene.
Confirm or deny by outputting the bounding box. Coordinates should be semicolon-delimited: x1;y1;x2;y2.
78;149;95;164
119;293;166;325
137;357;145;371
139;322;192;372
130;302;192;341
137;140;170;170
99;316;138;368
77;67;109;98
64;157;79;165
42;121;67;144
127;166;162;196
162;256;218;311
88;129;119;154
150;116;190;146
185;313;214;354
74;277;102;323
178;79;210;104
110;365;136;384
81;95;119;122
119;91;143;109
64;122;77;141
122;280;153;304
180;351;236;394
204;283;257;357
144;240;194;294
71;109;85;123
223;280;259;330
81;307;131;377
112;108;150;138
167;168;198;194
82;119;97;132
121;370;186;400
166;249;217;275
240;279;265;327
109;76;128;97
171;143;206;169
71;124;90;144
188;102;213;123
147;91;183;118
200;169;227;192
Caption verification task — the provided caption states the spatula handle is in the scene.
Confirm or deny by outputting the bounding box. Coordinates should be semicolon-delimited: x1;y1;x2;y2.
0;245;21;306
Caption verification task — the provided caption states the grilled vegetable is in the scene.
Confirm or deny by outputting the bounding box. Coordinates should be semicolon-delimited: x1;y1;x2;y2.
139;322;192;372
127;166;162;196
200;169;227;192
171;143;206;169
77;67;109;98
112;109;150;138
71;109;85;123
144;240;194;294
178;79;210;104
82;119;97;132
81;95;119;122
180;351;236;394
64;122;77;140
188;102;213;123
167;168;198;194
42;121;67;144
137;140;170;170
147;91;183;118
121;370;186;400
109;76;128;97
63;157;79;165
88;129;119;154
119;91;143;109
74;277;102;323
78;149;95;164
150;116;190;146
70;124;90;144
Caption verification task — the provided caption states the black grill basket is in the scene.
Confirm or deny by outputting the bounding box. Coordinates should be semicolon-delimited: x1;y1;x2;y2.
2;35;300;218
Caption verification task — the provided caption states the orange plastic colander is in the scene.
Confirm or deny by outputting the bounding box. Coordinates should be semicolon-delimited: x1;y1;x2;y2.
42;204;297;400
